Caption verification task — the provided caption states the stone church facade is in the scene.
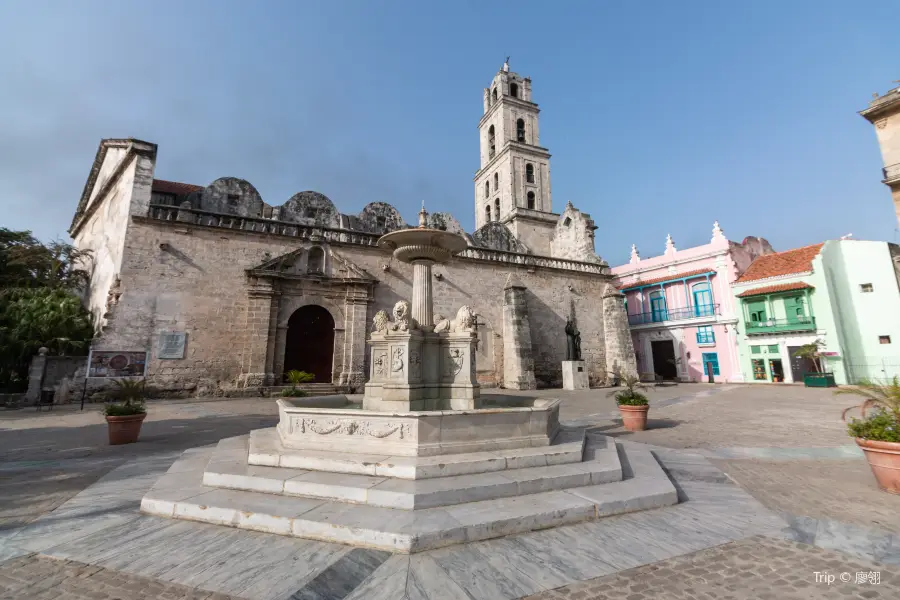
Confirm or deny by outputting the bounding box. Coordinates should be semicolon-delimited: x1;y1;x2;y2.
70;62;636;394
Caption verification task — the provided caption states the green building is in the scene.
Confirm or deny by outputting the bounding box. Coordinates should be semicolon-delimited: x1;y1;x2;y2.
731;240;900;385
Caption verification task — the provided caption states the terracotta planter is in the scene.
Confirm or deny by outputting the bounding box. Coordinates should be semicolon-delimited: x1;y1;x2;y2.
106;413;146;445
855;438;900;494
618;405;649;432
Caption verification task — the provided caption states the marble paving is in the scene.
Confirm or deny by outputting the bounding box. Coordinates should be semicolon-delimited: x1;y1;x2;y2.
0;435;827;600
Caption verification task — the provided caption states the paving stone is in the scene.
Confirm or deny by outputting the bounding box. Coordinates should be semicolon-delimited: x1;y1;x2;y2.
0;555;243;600
522;535;900;600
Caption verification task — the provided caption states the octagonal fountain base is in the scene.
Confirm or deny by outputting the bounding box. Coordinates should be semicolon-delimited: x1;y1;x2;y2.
140;394;679;553
276;396;559;457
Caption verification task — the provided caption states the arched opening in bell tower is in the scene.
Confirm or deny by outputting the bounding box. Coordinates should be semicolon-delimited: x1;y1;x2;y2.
516;119;526;143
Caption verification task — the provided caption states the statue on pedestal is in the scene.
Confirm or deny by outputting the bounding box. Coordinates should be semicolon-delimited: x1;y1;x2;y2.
565;318;582;361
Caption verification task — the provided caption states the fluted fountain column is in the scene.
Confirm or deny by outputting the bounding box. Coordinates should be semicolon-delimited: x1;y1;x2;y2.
411;259;434;328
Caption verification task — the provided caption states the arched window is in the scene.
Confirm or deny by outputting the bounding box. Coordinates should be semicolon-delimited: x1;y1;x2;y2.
484;181;489;198
492;88;498;104
516;118;525;143
525;163;534;183
307;246;325;274
494;198;500;221
510;83;519;98
691;282;714;317
494;173;499;189
526;191;535;210
485;205;491;223
488;125;496;159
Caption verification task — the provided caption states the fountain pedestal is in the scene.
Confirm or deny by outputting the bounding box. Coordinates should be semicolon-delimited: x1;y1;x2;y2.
363;328;480;411
362;206;479;411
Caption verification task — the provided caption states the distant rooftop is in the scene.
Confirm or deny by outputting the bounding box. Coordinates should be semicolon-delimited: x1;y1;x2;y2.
735;243;824;283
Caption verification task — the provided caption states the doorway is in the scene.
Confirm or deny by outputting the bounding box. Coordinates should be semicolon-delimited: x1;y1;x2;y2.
283;305;334;383
788;345;817;382
650;291;668;322
769;359;785;383
651;340;678;380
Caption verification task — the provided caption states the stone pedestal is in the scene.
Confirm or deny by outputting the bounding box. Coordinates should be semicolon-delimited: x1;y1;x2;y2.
439;332;481;410
363;329;425;411
363;327;480;411
562;360;588;390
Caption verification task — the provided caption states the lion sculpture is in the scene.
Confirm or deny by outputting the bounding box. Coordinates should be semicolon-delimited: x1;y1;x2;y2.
390;300;414;331
371;310;390;334
433;305;476;333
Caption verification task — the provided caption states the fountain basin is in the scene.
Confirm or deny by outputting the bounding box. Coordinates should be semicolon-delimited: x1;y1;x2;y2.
377;227;469;263
276;397;560;457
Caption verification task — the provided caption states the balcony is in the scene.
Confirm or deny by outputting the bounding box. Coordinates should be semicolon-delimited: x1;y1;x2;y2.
883;163;900;185
627;304;719;326
745;316;816;335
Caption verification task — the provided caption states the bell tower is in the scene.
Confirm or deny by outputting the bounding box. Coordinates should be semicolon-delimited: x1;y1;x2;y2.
474;59;557;254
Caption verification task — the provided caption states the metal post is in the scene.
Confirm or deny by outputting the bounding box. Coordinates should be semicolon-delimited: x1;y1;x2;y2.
80;377;87;411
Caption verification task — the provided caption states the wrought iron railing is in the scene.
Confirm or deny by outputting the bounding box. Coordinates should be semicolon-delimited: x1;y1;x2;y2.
883;163;900;182
627;304;719;326
745;316;816;335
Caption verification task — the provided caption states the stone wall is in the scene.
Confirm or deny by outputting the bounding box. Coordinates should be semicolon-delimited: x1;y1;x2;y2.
550;202;604;264
24;350;85;405
92;215;626;392
70;142;155;329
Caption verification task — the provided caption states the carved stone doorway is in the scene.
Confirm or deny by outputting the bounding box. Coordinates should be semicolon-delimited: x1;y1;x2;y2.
284;305;334;383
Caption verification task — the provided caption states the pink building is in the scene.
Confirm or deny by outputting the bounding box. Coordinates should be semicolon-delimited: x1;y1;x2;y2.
610;223;773;383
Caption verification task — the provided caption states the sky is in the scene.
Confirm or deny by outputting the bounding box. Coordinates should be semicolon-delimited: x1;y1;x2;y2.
1;0;899;266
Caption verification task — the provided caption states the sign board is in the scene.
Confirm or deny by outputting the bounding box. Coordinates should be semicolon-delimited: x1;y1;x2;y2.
158;332;187;359
87;350;148;378
821;352;841;357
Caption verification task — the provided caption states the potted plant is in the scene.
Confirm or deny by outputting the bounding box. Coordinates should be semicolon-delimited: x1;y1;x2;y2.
281;370;314;397
103;378;148;445
838;377;900;494
608;374;650;431
793;339;835;387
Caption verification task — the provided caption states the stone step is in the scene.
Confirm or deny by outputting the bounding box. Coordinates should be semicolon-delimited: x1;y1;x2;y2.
203;433;619;510
141;441;678;553
247;427;586;479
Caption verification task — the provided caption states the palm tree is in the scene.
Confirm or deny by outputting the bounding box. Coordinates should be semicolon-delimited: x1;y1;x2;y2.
837;377;900;422
792;339;826;373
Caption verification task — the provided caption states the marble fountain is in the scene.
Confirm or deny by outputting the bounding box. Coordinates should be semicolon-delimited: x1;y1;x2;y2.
141;207;678;552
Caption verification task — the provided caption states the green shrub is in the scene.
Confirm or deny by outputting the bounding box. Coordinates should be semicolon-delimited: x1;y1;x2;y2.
286;370;315;385
280;388;307;397
838;377;900;443
103;401;146;416
614;391;649;406
847;410;900;443
103;378;148;416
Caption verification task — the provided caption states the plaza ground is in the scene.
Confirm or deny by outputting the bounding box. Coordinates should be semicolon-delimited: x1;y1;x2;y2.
1;383;897;599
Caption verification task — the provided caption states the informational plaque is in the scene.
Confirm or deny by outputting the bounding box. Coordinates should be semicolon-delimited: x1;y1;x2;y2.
158;332;187;359
88;350;148;378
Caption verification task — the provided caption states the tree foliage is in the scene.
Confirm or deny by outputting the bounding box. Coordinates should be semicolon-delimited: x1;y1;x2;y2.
0;228;91;290
0;229;94;391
